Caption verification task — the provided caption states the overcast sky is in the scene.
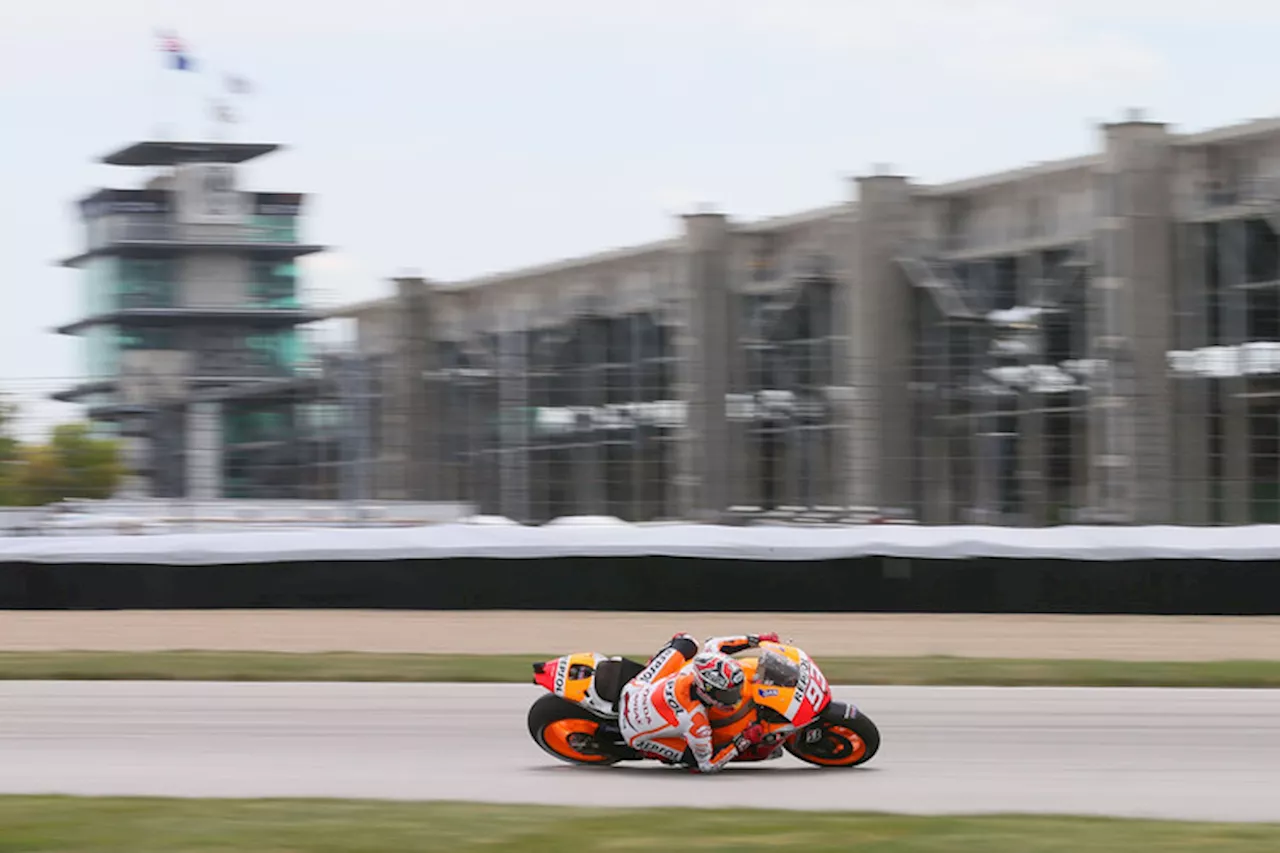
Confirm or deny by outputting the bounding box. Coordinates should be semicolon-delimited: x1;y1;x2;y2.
3;0;1279;435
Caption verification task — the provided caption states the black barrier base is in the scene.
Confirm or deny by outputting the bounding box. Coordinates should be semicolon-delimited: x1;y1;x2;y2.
1;556;1279;614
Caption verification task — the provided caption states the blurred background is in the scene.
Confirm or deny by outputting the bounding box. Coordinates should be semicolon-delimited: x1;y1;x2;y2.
6;0;1280;532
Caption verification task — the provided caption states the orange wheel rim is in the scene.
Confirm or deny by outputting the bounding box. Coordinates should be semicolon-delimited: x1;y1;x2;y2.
539;719;610;763
802;724;868;766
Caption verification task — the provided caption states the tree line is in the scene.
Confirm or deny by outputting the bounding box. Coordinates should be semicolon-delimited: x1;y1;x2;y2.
0;399;124;506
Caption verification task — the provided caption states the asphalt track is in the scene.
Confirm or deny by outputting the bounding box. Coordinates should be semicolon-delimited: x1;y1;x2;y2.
0;682;1278;822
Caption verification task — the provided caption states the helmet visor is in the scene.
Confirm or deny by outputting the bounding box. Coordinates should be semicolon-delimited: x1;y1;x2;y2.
705;683;742;707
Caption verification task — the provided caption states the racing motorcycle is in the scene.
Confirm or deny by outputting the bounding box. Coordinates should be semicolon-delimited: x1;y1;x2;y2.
528;640;880;768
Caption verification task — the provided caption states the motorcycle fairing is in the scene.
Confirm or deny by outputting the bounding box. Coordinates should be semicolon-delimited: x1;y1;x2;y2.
733;643;832;729
532;651;621;718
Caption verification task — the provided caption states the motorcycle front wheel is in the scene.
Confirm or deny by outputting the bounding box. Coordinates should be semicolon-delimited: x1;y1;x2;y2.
786;700;880;768
527;693;622;766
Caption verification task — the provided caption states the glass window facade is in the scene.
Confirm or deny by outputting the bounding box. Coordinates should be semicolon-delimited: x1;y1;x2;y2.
439;310;678;522
912;248;1091;524
79;258;117;316
118;258;177;308
247;329;305;372
223;401;294;446
79;259;119;378
220;398;335;500
78;257;181;376
250;215;298;243
249;260;299;307
80;256;178;314
1194;218;1280;524
83;326;120;379
82;327;179;379
740;275;841;510
119;328;178;350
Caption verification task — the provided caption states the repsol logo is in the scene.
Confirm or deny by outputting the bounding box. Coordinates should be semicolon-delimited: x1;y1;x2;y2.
554;659;567;695
794;659;810;697
635;652;668;685
647;742;684;762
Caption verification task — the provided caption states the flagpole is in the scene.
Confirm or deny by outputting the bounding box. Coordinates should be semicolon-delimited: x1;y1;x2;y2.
155;28;190;142
147;0;167;139
152;28;170;141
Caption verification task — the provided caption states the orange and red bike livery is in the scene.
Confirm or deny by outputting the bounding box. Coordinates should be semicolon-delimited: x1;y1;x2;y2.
617;633;779;772
528;633;880;771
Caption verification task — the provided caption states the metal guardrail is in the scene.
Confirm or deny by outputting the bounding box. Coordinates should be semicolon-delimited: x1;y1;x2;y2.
0;502;928;537
88;220;298;248
0;500;477;537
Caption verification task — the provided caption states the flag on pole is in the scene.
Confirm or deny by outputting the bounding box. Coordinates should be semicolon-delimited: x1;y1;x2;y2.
159;31;194;71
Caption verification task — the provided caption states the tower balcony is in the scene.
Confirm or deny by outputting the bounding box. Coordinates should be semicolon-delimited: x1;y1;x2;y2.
60;218;324;266
55;306;318;336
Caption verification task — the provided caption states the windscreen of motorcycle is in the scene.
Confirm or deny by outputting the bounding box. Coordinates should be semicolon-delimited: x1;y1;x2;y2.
753;648;801;688
746;645;830;728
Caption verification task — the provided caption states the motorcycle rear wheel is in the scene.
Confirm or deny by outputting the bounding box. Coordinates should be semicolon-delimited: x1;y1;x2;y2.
786;701;880;768
527;693;622;766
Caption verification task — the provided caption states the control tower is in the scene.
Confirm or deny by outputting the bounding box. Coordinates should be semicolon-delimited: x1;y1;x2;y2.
53;140;326;498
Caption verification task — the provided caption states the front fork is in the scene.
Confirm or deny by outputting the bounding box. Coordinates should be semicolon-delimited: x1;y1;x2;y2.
793;699;856;746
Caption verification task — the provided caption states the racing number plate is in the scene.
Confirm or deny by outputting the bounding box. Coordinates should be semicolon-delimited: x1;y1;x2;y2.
792;656;831;725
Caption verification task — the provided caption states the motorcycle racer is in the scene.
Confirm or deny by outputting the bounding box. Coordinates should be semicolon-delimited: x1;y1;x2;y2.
617;631;781;773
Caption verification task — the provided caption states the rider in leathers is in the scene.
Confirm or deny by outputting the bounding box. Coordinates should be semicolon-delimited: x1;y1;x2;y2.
617;631;781;773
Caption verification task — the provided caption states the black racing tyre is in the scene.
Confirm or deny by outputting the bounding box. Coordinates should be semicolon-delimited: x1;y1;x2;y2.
527;693;621;766
786;701;880;768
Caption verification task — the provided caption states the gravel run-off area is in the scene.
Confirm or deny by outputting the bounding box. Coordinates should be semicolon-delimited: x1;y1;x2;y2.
0;611;1277;661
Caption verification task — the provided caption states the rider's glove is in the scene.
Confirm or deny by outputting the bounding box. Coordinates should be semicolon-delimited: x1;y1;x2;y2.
749;632;780;646
734;723;766;752
759;729;787;747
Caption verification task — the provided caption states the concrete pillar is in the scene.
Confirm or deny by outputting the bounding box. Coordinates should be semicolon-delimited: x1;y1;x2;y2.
1088;116;1176;523
390;276;449;502
916;292;950;524
1071;283;1093;519
677;211;739;520
847;173;917;515
825;217;857;514
116;435;153;499
185;401;223;499
496;304;530;523
1018;251;1048;526
970;261;1001;522
1172;221;1211;523
333;355;374;502
1218;220;1251;523
572;309;604;517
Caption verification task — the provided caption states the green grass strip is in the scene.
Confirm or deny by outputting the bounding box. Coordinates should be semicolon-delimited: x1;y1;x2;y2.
0;797;1276;852
0;650;1279;687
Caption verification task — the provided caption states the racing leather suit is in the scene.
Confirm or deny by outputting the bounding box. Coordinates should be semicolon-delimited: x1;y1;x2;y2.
617;632;778;773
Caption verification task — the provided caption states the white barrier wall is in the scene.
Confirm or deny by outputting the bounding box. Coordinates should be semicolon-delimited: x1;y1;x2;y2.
2;522;1279;564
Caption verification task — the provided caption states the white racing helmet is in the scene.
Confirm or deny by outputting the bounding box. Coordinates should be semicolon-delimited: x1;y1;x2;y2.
690;652;745;709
